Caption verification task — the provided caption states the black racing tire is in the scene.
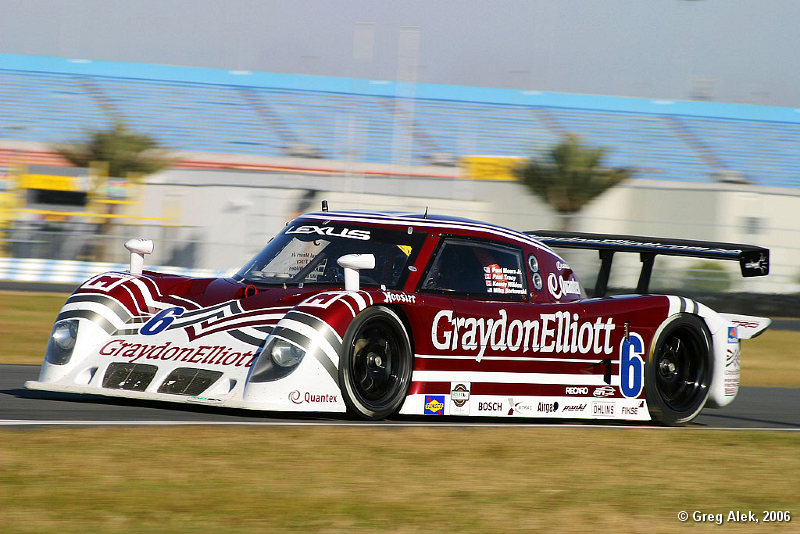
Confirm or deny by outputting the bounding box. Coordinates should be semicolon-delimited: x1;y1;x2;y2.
339;306;413;420
645;313;713;426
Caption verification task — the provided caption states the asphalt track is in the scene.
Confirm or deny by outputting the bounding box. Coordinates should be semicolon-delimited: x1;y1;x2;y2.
1;364;797;429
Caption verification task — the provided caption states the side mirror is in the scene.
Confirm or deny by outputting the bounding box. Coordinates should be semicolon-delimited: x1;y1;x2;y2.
124;238;154;275
337;254;375;292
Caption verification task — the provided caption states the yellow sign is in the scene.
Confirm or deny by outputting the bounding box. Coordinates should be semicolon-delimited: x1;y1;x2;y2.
19;174;87;192
461;156;524;182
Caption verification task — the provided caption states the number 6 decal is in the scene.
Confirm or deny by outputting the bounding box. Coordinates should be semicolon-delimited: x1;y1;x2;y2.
140;307;185;335
619;332;644;398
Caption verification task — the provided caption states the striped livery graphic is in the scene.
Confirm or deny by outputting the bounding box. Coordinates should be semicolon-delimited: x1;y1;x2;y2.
26;210;771;424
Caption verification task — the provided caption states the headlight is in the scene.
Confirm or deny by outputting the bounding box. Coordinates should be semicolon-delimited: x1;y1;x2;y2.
249;336;306;383
270;338;304;367
45;319;79;365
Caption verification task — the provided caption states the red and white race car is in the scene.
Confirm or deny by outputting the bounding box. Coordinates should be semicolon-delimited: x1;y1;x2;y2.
27;209;771;424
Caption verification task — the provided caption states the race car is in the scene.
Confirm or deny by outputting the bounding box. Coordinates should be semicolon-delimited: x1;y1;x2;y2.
26;208;771;425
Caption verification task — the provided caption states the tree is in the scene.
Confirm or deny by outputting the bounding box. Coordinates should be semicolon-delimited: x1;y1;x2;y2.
54;121;170;178
514;135;632;230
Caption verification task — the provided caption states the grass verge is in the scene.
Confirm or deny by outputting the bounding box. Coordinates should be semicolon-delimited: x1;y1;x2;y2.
0;426;798;533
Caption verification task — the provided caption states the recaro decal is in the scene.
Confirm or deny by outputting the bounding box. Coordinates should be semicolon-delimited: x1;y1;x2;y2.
286;225;371;241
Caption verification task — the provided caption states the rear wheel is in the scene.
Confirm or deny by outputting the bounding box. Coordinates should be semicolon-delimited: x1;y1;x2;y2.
339;306;413;420
645;314;713;425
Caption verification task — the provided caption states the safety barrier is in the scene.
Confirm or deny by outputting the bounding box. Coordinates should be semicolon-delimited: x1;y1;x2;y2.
0;257;232;285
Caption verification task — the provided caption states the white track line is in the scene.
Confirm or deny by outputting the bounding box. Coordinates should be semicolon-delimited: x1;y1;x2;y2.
0;419;798;431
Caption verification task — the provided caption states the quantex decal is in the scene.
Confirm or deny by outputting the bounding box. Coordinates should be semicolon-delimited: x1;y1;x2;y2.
288;390;339;404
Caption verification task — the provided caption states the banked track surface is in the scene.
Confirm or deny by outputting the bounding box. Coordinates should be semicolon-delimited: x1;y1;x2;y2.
1;365;798;429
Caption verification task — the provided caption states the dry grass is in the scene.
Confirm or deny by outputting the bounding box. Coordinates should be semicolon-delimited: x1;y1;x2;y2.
0;426;797;533
0;291;64;364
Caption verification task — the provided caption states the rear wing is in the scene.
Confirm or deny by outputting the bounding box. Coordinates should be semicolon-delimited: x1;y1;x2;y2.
525;230;769;297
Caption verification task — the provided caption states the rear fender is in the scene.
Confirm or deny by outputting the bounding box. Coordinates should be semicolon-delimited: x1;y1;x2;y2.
665;298;770;409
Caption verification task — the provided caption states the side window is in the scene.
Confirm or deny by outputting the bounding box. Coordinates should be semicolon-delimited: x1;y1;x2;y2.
421;239;527;299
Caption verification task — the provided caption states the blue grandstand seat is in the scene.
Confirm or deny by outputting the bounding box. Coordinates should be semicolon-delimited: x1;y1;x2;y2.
1;54;799;188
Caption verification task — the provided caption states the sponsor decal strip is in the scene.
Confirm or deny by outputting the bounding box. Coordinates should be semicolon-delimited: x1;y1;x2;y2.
410;381;623;397
412;370;620;386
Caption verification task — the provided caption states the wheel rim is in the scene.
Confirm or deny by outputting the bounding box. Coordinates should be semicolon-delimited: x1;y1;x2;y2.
349;318;407;406
654;326;708;412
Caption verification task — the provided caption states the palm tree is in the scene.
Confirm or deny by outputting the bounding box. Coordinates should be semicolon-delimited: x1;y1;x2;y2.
53;121;170;260
54;121;170;179
514;135;632;230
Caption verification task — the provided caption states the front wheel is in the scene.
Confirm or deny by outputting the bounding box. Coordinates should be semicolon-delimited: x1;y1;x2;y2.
339;306;413;420
645;314;713;425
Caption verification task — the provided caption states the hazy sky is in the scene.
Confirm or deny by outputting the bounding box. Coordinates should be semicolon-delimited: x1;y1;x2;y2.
1;0;799;106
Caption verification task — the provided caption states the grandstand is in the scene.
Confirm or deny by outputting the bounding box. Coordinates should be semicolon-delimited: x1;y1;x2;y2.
2;53;800;188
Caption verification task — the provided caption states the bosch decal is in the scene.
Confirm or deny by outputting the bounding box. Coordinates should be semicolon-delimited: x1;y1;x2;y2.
478;401;503;413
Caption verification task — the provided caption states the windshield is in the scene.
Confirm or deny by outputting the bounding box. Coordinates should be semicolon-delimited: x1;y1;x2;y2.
235;222;426;289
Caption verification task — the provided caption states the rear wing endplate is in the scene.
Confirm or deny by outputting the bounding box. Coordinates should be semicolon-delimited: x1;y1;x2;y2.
525;230;769;297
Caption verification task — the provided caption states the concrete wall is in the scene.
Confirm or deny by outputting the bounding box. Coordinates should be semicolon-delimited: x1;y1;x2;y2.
124;168;798;294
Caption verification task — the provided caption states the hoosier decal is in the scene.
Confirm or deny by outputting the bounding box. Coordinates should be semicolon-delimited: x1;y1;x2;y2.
431;309;616;361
